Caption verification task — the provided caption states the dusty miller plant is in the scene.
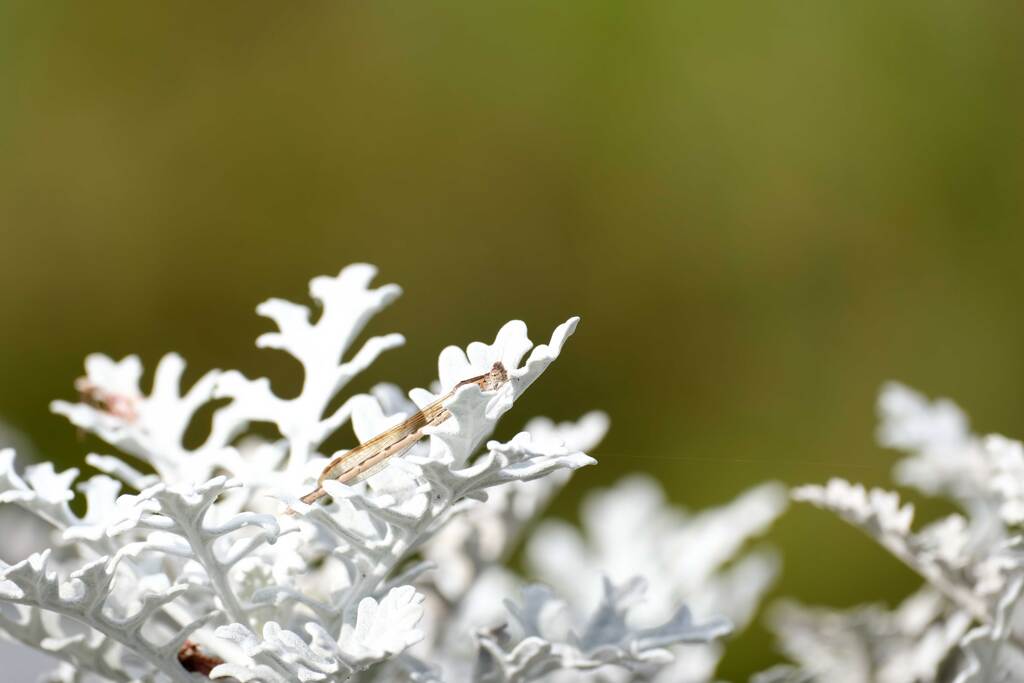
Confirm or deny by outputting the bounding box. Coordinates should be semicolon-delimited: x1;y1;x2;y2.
760;384;1024;683
0;265;782;683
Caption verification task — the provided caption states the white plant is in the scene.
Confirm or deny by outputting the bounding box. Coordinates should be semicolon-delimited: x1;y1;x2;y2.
411;436;786;683
0;265;749;683
770;384;1024;683
524;476;786;682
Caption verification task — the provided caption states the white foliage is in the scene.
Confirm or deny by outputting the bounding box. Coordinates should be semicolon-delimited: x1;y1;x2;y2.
423;411;611;602
213;585;425;683
952;573;1024;683
766;590;971;683
0;264;743;683
473;580;731;683
1;548;210;683
773;384;1024;683
52;353;222;486
393;414;784;683
526;476;786;680
876;383;1003;546
876;382;970;457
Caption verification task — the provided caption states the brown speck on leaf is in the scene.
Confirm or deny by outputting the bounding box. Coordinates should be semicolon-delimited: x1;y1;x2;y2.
178;640;223;677
75;377;139;422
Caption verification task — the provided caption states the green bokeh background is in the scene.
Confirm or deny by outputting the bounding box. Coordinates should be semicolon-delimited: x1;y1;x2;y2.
2;2;1024;677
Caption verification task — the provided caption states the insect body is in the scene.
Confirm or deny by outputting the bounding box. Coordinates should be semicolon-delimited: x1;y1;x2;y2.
295;362;508;509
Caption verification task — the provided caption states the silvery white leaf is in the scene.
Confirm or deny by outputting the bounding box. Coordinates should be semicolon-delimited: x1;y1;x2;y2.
213;585;424;683
473;579;731;683
952;573;1024;683
529;477;786;627
766;593;971;683
52;353;222;485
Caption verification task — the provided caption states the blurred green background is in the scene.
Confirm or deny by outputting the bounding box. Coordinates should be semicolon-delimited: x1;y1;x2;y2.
2;1;1024;677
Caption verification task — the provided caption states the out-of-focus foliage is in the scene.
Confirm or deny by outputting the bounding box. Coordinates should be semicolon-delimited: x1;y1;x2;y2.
775;385;1024;682
1;1;1023;676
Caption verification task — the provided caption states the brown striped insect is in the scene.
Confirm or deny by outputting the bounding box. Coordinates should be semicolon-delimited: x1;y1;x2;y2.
293;362;509;511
